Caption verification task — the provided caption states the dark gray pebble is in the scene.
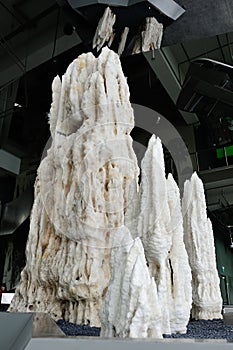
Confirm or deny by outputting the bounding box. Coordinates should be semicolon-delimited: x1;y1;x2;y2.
57;318;233;339
163;319;233;339
57;319;100;336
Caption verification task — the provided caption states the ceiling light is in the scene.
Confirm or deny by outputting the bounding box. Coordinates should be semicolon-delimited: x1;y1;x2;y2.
14;102;22;108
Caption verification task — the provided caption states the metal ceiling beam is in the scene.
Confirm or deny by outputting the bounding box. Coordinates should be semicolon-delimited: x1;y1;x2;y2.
143;48;199;125
1;4;58;43
0;186;33;235
0;0;27;25
148;0;185;20
0;149;21;175
200;167;233;210
0;34;81;88
0;6;82;88
67;0;185;20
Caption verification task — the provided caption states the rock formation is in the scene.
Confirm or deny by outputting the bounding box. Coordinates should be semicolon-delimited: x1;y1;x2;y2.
92;7;163;55
182;172;222;320
9;47;139;326
100;226;162;338
166;173;192;333
133;17;163;54
137;135;192;334
93;7;116;52
9;45;222;336
118;27;129;56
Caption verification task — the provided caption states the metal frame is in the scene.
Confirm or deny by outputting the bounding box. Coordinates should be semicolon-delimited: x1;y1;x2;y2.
67;0;185;20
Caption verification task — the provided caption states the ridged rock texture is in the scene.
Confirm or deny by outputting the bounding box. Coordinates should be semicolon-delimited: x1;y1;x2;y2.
92;6;163;55
93;7;116;52
137;135;192;335
9;46;222;337
100;227;163;338
166;173;192;333
9;47;139;326
182;172;222;320
132;17;163;54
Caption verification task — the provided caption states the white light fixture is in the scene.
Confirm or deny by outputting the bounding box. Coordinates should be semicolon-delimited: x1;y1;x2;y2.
14;102;22;108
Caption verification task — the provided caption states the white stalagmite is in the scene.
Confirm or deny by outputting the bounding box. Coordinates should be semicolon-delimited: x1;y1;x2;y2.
100;226;163;338
137;135;172;334
166;174;192;334
182;172;222;320
9;47;139;326
138;135;192;335
133;17;163;54
93;7;116;52
8;42;222;337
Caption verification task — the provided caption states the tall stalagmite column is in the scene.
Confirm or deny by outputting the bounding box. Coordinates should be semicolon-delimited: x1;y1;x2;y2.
9;47;139;326
182;172;222;320
137;135;172;334
166;174;192;333
137;135;192;334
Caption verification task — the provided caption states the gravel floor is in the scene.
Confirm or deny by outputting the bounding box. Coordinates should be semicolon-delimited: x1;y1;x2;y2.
164;319;233;339
57;320;101;336
57;319;233;339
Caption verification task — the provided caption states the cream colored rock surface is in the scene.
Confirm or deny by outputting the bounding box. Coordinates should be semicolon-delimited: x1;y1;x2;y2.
133;17;163;54
166;174;192;333
118;27;129;56
137;135;172;334
9;47;139;326
138;135;192;334
182;172;222;320
93;7;116;52
100;226;162;339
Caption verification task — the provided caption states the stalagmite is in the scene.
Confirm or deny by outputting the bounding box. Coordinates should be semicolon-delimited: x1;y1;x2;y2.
133;17;163;54
137;135;172;334
8;41;222;337
9;47;139;326
182;172;222;320
100;226;162;339
93;7;116;52
137;135;192;334
166;174;192;334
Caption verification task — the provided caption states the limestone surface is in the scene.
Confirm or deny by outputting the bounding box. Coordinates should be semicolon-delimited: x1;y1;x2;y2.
118;27;129;56
93;7;116;52
8;45;222;336
166;173;192;334
133;17;163;54
9;47;139;326
92;8;163;55
182;172;222;320
100;226;162;339
137;135;192;334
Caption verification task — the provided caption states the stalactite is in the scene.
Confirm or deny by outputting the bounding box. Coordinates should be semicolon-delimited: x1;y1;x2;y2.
118;27;129;56
133;17;163;54
93;7;116;52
